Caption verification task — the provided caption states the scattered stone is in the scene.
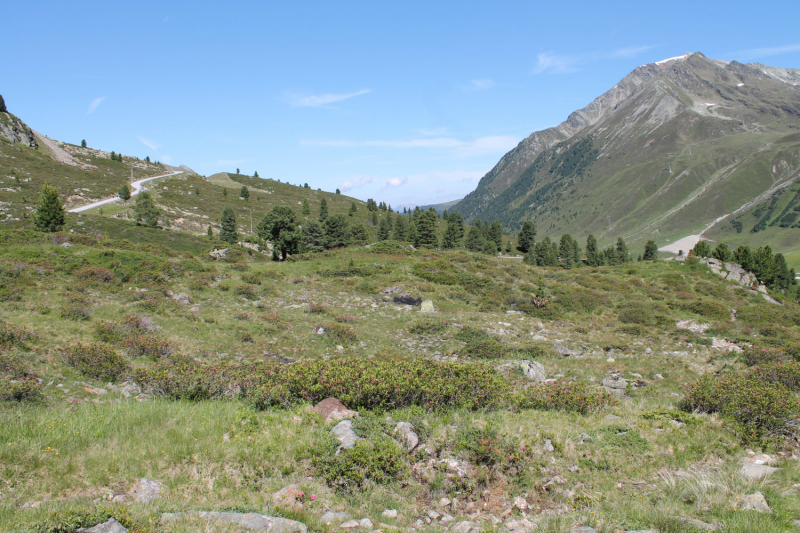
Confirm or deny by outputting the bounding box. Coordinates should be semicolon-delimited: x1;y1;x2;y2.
77;518;128;533
439;497;451;507
553;343;577;356
513;496;527;510
420;300;435;313
739;463;778;480
131;478;166;503
654;373;664;380
381;509;398;519
340;520;360;529
676;517;720;531
393;421;419;451
312;325;326;335
331;419;362;452
644;347;652;355
426;510;441;520
380;285;405;295
273;484;304;509
450;520;477;533
601;377;628;398
60;242;73;248
519;360;546;382
738;491;771;512
161;512;307;532
321;511;350;525
578;432;592;444
440;513;454;523
604;414;622;421
208;248;228;260
572;527;596;533
359;518;374;528
543;439;555;452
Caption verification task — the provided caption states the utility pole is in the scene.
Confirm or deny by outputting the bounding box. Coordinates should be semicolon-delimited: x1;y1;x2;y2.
245;207;253;235
606;215;611;230
688;146;692;156
668;162;672;173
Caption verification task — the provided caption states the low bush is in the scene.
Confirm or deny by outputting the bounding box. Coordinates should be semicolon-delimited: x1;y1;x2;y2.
73;266;114;284
314;435;408;491
0;376;41;402
240;271;262;285
233;284;257;298
408;317;449;335
324;323;357;343
462;337;506;359
125;334;174;359
513;381;615;414
307;302;327;314
0;320;35;349
63;343;130;381
454;326;490;342
680;300;730;320
0;350;31;378
742;345;790;366
259;311;290;331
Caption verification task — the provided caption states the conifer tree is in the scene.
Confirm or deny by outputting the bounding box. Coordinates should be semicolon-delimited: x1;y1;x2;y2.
350;224;368;245
559;234;575;269
134;191;160;228
348;202;357;217
517;221;536;253
691;240;711;258
207;225;213;239
377;216;391;241
464;225;485;252
643;240;658;261
323;214;350;248
616;237;631;262
441;217;461;249
256;206;299;260
302;198;311;215
118;184;131;201
336;188;341;194
319;198;328;221
415;210;439;248
223;188;228;198
488;220;503;249
393;215;407;241
0;94;6;113
712;243;731;262
301;220;326;252
240;186;250;200
406;218;417;244
220;207;238;243
33;184;66;233
81;139;87;148
585;234;601;266
370;211;379;227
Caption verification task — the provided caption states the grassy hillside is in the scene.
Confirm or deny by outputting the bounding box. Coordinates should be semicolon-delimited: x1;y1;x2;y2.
1;222;799;532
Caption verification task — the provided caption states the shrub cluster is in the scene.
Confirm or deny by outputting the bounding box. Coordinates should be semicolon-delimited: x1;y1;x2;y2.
680;361;800;445
323;323;357;343
95;314;172;359
63;343;130;381
73;266;114;284
0;320;35;349
408;317;449;335
513;381;615;414
0;376;41;402
314;436;408;491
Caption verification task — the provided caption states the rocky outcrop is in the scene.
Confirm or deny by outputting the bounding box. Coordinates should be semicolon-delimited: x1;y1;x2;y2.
0;113;37;148
699;258;781;305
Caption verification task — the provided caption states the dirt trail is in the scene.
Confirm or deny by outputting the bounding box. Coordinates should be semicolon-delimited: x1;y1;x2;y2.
32;131;97;170
68;171;183;213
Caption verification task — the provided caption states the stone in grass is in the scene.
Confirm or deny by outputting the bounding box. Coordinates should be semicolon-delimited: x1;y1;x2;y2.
312;398;359;423
331;419;362;452
160;511;307;533
739;463;778;480
572;527;596;533
272;484;304;509
76;518;128;533
394;421;420;451
519;360;546;382
738;491;771;513
381;509;398;518
420;300;435;313
450;521;479;533
320;511;350;525
131;478;166;503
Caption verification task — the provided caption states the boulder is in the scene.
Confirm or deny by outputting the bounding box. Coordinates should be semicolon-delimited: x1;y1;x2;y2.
381;509;398;519
553;343;577;356
393;294;422;306
272;484;304;509
331;420;362;452
312;398;358;423
519;360;545;381
161;512;307;532
77;518;128;533
131;478;166;503
208;248;228;260
450;521;478;533
739;463;778;480
394;421;420;451
601;377;628;398
380;285;405;295
420;300;435;313
738;491;771;512
320;511;350;525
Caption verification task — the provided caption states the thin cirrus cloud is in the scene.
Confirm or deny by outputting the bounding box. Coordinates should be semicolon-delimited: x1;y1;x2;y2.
86;97;106;115
304;135;519;154
286;89;371;107
340;176;373;193
736;43;800;59
463;79;495;90
533;45;653;74
137;137;160;151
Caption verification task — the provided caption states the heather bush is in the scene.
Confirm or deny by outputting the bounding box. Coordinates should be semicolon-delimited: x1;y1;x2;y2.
314;435;408;491
0;350;31;378
125;334;173;359
259;310;290;331
73;266;114;284
0;376;41;402
408;317;449;335
63;343;130;381
324;323;357;343
307;302;327;314
233;284;257;298
0;320;35;349
742;345;790;366
462;337;506;359
454;325;490;342
513;381;615;414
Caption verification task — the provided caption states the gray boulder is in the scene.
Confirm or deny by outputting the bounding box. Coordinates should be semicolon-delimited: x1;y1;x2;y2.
739;463;778;480
77;518;128;533
519;360;545;381
161;512;307;532
420;300;435;313
738;491;771;513
331;419;362;452
394;421;420;451
131;478;166;503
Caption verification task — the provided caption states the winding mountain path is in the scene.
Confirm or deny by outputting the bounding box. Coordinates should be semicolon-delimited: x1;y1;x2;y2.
68;171;183;213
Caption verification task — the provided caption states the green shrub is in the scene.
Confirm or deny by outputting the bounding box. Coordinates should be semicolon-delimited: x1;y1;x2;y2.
63;343;130;381
681;300;730;320
408;317;449;335
315;435;408;490
0;320;35;349
462;337;506;359
73;266;114;284
513;381;614;414
369;240;414;255
742;345;790;366
0;350;31;378
0;376;41;402
307;302;327;314
595;426;649;452
234;284;257;298
31;504;137;533
454;326;490;342
324;323;357;343
240;271;262;285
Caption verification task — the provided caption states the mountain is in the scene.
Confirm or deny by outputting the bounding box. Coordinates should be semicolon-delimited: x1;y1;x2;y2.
451;52;800;265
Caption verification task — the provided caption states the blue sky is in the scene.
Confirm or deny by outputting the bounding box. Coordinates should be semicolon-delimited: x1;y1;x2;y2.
5;1;800;207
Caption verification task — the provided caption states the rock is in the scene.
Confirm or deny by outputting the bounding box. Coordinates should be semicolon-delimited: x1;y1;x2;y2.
359;518;374;528
513;496;527;510
439;497;451;507
427;510;441;520
644;347;652;355
340;520;360;529
394;421;420;451
60;242;73;248
578;432;592;444
441;513;454;523
273;484;304;508
450;520;477;533
208;248;228;260
312;325;326;335
604;414;622;421
654;373;664;380
676;517;720;531
331;419;362;452
739;463;778;480
131;478;166;503
519;360;546;382
738;492;771;512
553;343;577;356
543;439;555;452
420;300;435;313
161;512;307;532
601;377;628;398
572;527;596;533
381;509;398;519
762;293;783;305
393;294;422;306
321;512;350;525
77;518;128;533
380;285;405;295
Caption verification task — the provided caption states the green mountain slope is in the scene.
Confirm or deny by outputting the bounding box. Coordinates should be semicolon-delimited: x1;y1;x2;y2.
451;53;800;263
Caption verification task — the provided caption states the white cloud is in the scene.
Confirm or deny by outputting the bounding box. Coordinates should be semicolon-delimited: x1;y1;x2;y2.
138;137;160;151
86;97;106;115
340;181;355;192
737;43;800;59
464;79;495;90
303;135;519;155
534;45;653;74
286;89;371;107
384;177;408;189
359;176;373;186
160;155;174;164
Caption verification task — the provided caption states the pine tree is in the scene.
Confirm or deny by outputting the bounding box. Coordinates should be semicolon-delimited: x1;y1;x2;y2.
0;94;6;113
733;245;754;271
464;225;485;252
416;210;439;248
323;214;350;249
236;168;240;175
348;202;357;217
350;224;368;245
110;151;116;161
254;171;259;178
559;234;574;269
483;238;497;255
33;184;65;233
145;156;150;163
441;217;461;249
370;211;379;227
448;212;465;239
223;188;228;198
712;243;731;262
643;240;658;261
585;234;601;266
134;191;160;228
207;225;214;239
240;186;250;200
301;220;326;252
517;221;536;253
220;207;238;243
616;237;631;263
505;241;513;254
302;198;311;215
393;216;407;241
691;241;711;258
256;206;299;260
406;219;417;245
488;220;503;250
119;184;131;201
336;188;341;194
319;198;328;221
81;139;87;148
377;216;391;241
